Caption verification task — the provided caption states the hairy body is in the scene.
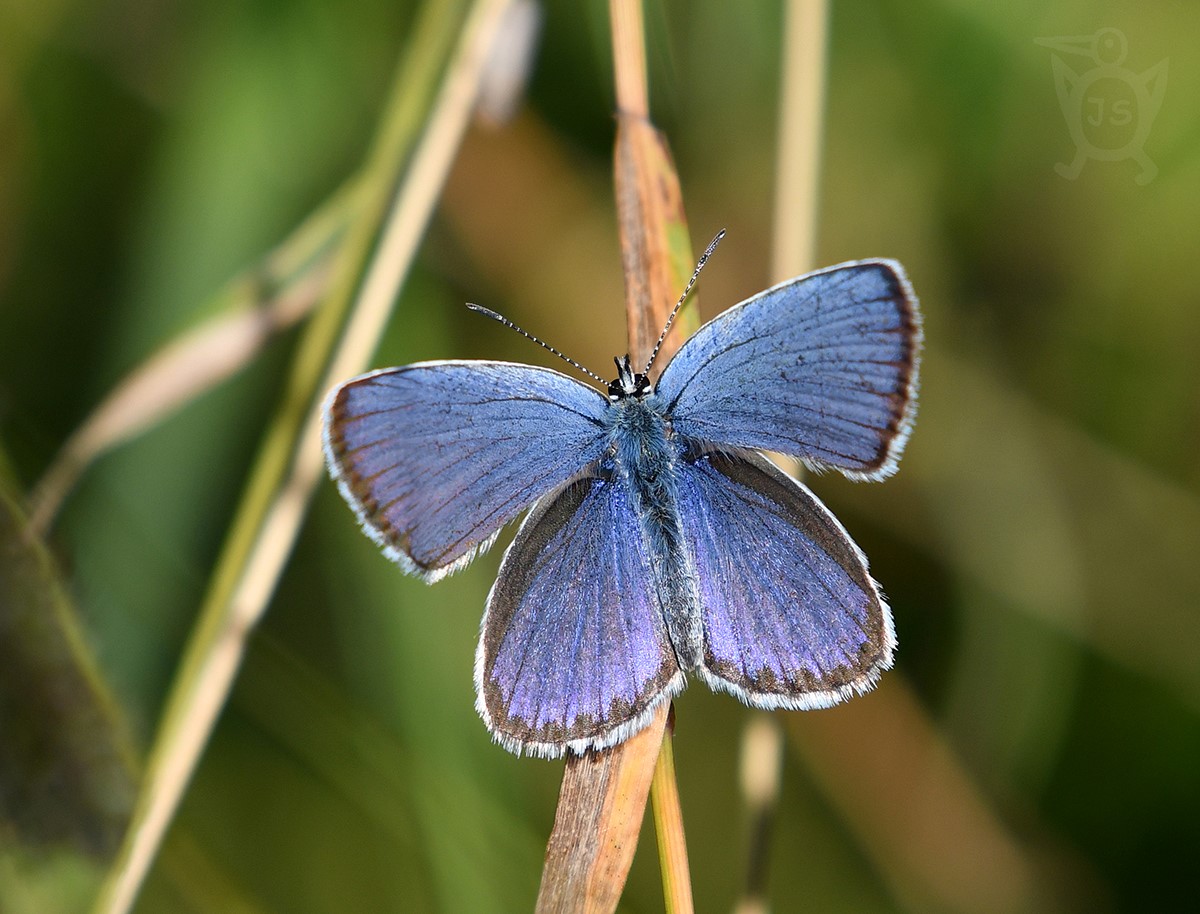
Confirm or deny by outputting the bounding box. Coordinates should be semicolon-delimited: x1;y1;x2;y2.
603;388;702;670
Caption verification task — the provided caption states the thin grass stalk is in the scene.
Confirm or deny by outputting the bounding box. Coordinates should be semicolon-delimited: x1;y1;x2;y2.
766;6;1046;910
650;715;693;914
734;716;783;914
771;0;828;280
90;2;513;911
736;3;830;911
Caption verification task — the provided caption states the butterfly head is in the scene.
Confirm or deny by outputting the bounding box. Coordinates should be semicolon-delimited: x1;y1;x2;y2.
608;355;652;401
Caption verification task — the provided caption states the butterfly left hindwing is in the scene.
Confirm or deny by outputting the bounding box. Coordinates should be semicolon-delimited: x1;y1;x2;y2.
476;473;685;758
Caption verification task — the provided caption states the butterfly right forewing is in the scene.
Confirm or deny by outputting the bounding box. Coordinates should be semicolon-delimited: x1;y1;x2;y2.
654;260;921;480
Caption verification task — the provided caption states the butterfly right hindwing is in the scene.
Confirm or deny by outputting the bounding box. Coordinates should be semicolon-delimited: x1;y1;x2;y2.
674;450;895;709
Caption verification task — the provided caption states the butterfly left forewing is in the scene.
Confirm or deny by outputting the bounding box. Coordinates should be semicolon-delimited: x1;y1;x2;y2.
476;473;685;758
324;361;609;581
675;450;894;708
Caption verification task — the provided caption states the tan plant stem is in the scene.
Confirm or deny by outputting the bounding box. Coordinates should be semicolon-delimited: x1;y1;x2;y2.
535;1;694;911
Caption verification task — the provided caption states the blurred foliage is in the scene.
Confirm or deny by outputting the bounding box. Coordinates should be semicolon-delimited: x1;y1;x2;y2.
0;477;136;914
2;1;1199;912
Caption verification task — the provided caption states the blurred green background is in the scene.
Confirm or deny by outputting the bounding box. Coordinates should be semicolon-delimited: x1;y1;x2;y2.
2;1;1198;911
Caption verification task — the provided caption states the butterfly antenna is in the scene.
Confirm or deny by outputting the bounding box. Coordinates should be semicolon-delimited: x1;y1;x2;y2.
466;303;607;385
643;229;726;375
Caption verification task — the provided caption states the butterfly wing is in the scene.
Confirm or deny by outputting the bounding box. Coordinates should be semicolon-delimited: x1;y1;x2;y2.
323;361;609;580
675;450;894;708
476;473;685;757
655;260;921;480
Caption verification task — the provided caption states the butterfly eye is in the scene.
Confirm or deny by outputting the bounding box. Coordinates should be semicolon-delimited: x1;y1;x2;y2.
609;355;637;399
607;359;652;400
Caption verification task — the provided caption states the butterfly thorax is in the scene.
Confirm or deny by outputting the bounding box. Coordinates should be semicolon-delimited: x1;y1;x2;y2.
604;353;675;500
605;394;672;483
603;390;703;670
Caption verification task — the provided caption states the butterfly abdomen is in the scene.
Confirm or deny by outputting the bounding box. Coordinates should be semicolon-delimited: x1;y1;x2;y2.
605;395;703;669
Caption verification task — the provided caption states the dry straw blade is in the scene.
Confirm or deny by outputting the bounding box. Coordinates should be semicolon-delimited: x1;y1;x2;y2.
91;1;517;911
26;184;354;538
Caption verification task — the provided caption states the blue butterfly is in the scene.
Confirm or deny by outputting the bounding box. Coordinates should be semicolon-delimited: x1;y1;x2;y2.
323;242;921;758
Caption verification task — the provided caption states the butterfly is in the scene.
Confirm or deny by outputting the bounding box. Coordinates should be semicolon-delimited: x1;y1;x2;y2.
323;237;921;758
